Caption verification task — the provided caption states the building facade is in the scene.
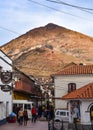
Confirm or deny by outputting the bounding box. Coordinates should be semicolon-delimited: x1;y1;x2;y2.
12;69;42;107
0;50;13;124
62;82;93;125
53;64;93;109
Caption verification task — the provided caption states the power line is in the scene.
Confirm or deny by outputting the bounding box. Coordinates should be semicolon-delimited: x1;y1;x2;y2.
0;26;21;35
46;0;93;14
28;0;93;22
46;0;93;11
0;0;93;35
79;9;93;14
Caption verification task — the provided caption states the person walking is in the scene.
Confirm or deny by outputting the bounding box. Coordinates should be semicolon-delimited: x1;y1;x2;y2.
18;108;24;125
31;105;37;123
49;106;54;120
23;108;28;126
38;105;42;118
16;105;21;122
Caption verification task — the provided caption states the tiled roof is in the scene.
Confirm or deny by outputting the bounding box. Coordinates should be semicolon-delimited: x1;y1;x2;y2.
55;65;93;75
62;62;77;69
62;82;93;100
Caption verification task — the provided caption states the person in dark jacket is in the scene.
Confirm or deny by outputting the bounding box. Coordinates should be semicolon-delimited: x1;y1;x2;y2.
49;106;54;120
23;109;28;126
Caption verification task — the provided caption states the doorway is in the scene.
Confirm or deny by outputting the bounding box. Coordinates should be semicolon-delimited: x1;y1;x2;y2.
90;105;93;122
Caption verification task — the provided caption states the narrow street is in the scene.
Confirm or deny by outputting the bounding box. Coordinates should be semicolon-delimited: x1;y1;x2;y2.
0;120;48;130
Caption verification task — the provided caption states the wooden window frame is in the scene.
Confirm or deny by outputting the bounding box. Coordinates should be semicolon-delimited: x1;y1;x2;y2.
68;83;76;93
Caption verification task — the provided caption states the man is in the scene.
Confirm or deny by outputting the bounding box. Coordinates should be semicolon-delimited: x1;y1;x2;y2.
31;105;37;123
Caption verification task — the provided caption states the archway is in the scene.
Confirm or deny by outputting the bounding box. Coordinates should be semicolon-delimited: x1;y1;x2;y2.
90;105;93;122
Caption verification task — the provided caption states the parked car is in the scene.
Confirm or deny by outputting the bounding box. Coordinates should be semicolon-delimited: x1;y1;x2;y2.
54;109;69;122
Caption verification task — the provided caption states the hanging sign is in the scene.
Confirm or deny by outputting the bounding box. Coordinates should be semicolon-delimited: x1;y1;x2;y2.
1;85;11;92
1;71;12;84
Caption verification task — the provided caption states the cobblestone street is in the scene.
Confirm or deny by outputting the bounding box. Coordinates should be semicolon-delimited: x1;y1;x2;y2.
0;120;48;130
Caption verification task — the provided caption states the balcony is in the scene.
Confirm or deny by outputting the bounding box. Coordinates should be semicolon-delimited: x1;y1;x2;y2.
14;81;35;94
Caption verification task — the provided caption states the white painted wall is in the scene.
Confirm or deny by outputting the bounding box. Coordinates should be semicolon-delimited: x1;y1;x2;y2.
0;51;12;120
80;100;92;124
54;75;93;109
68;100;93;124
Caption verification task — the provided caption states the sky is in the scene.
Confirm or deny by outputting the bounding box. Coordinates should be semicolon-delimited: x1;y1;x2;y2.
0;0;93;46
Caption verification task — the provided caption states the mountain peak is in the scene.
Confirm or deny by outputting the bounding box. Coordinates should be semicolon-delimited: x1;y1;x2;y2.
45;23;60;29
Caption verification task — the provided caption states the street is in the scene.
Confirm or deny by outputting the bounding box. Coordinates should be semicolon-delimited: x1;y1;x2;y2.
0;120;48;130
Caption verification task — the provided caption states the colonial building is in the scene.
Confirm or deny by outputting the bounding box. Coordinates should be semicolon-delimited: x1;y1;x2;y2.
62;82;93;125
53;64;93;109
0;50;13;124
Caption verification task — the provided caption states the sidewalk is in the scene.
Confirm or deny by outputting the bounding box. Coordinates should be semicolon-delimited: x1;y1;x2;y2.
0;120;48;130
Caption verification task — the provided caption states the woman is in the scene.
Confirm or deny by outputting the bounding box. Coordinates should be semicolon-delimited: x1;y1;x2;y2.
23;109;28;126
18;108;24;125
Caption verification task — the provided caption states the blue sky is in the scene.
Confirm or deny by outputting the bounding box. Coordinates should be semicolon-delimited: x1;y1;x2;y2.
0;0;93;46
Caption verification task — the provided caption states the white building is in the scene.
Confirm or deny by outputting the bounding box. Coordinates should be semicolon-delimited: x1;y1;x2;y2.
62;82;93;125
53;64;93;109
0;50;13;124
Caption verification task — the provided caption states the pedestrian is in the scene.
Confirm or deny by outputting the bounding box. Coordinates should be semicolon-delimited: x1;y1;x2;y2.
36;106;38;119
18;108;24;125
31;105;37;123
38;105;42;118
50;106;54;120
16;105;21;122
23;108;28;126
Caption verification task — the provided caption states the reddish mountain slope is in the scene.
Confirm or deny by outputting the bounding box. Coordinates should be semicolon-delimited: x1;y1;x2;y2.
1;23;93;77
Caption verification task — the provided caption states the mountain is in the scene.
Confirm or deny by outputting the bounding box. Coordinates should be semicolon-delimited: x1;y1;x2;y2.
1;23;93;77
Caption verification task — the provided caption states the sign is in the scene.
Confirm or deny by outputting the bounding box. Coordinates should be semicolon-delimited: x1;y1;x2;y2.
1;71;12;84
1;85;11;92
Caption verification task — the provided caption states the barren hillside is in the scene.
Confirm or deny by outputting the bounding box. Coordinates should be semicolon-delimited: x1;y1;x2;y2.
1;23;93;77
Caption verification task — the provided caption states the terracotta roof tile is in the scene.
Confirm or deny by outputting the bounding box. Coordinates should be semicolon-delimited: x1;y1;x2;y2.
55;65;93;75
62;82;93;99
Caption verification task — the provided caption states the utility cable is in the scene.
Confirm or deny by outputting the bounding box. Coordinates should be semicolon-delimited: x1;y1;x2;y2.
46;0;93;14
28;0;93;22
0;26;21;35
46;0;93;11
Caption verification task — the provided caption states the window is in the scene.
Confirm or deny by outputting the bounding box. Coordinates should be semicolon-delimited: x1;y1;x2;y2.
24;104;31;109
56;111;59;115
67;112;69;116
60;111;66;116
68;83;76;93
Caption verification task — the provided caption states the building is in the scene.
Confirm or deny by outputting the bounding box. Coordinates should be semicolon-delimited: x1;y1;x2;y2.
53;64;93;109
0;50;13;124
62;82;93;125
12;68;42;107
0;50;42;125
